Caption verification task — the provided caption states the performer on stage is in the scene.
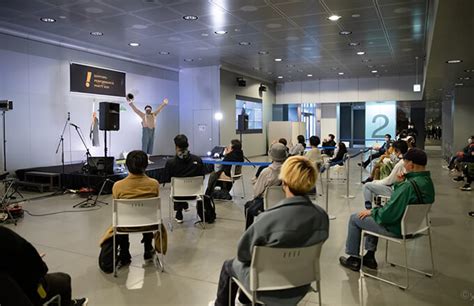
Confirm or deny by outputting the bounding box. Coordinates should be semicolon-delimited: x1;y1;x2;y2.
126;95;168;162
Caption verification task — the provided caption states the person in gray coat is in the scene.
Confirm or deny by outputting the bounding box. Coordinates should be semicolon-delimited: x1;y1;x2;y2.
210;156;330;306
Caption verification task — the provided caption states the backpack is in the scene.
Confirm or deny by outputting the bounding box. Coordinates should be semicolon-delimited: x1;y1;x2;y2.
211;189;232;200
197;195;216;223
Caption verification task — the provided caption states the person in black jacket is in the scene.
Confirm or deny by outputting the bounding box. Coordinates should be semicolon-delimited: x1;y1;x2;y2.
359;134;392;168
322;134;336;157
165;134;205;223
320;142;348;173
0;226;87;306
205;139;244;196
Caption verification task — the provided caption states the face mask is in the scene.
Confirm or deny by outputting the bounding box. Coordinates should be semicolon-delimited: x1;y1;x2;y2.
468;138;473;144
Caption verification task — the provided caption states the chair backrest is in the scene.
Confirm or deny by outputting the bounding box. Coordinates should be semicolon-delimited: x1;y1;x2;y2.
250;243;324;292
113;197;161;228
401;204;432;236
231;165;243;178
170;176;204;198
263;185;286;210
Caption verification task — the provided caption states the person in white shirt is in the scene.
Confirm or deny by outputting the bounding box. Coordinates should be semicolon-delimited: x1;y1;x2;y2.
363;140;409;209
305;136;323;170
126;94;168;160
289;135;306;156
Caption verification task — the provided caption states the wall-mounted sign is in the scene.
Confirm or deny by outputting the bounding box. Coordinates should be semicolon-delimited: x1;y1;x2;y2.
365;101;396;148
70;63;125;97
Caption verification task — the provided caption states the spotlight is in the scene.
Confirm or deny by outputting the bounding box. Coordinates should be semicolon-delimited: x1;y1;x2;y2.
236;77;246;87
259;84;267;92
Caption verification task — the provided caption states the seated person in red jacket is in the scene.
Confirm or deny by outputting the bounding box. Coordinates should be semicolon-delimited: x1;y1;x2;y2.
0;226;87;306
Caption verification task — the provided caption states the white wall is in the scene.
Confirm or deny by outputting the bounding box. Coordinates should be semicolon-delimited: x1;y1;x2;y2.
320;103;338;142
179;66;221;156
0;33;179;171
276;75;422;104
452;87;474;154
220;69;275;157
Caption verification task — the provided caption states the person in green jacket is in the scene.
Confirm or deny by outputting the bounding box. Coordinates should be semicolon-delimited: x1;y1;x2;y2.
339;148;435;271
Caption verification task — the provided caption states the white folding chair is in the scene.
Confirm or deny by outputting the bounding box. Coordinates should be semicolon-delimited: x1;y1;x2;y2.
263;186;285;210
169;176;205;230
112;197;164;277
218;165;246;199
360;204;435;290
230;243;324;306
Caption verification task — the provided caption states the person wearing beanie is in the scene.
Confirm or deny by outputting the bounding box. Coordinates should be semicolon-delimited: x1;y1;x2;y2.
244;142;288;229
340;148;435;272
164;134;205;223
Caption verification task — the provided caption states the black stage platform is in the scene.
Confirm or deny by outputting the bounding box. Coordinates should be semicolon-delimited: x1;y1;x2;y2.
15;155;170;194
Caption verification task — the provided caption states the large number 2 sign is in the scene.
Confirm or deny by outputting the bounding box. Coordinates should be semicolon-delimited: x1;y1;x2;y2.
372;114;389;138
365;101;396;148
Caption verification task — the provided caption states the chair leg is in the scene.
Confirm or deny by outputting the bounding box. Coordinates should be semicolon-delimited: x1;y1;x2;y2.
159;226;164;272
403;241;409;289
168;196;173;232
385;240;389;263
228;277;232;306
241;178;246;199
113;231;117;277
428;229;435;277
317;280;322;305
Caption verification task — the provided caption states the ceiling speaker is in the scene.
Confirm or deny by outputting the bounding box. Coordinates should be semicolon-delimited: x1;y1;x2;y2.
236;77;246;87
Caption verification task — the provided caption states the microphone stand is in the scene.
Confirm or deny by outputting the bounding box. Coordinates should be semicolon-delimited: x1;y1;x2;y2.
55;113;70;175
71;124;107;208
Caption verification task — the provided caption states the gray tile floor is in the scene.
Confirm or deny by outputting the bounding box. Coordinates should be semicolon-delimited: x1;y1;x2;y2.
3;150;473;305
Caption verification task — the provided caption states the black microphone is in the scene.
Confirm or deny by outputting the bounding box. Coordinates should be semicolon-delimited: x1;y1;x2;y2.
70;123;79;128
68;112;70;121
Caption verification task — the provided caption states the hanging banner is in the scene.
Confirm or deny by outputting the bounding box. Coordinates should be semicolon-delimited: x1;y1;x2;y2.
70;63;125;97
365;101;396;148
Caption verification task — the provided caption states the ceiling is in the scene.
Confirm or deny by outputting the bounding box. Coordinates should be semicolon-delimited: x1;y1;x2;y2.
0;0;429;82
423;0;474;102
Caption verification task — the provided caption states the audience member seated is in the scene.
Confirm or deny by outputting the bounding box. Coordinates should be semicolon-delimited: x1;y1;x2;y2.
209;156;329;306
321;134;336;157
320;142;348;173
0;226;88;306
451;136;474;185
454;137;474;191
305;135;323;170
165;134;205;223
244;143;288;229
253;138;288;180
363;140;409;209
361;145;396;184
289;134;306;156
205;139;244;196
339;148;435;271
99;150;159;271
358;134;392;169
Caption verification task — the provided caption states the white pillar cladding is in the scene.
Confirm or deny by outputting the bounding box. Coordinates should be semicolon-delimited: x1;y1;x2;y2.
276;75;423;104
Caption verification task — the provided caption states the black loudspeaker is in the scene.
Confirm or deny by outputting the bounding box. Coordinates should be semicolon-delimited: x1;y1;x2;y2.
237;114;248;132
237;77;246;87
87;156;115;175
99;102;120;131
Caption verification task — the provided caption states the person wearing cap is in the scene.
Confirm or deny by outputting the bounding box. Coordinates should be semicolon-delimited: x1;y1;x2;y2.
244;143;288;229
340;148;435;272
164;134;205;223
358;134;393;169
126;95;169;162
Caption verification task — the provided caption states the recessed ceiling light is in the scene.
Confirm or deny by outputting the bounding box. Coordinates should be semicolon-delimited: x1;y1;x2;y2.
59;15;67;19
307;74;313;77
277;76;283;79
357;51;365;55
128;42;140;47
455;83;464;86
328;15;341;21
446;59;462;64
464;76;471;80
338;72;344;75
183;15;198;20
371;70;378;73
274;58;282;62
184;58;194;62
214;30;227;35
352;14;361;18
349;42;360;46
362;59;371;63
239;41;251;46
159;51;170;55
40;17;56;23
339;30;352;35
201;33;209;37
258;50;269;55
464;69;472;73
90;31;103;36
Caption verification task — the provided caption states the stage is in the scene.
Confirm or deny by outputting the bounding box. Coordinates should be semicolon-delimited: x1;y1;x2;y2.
15;155;170;194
